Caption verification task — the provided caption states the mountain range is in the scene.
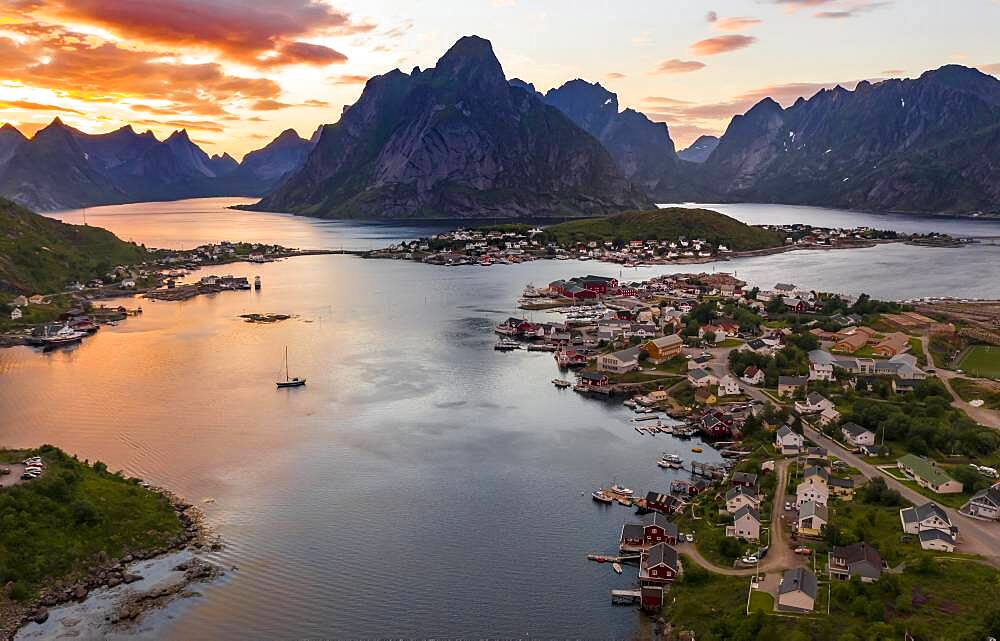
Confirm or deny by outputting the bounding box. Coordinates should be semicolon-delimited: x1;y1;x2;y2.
1;34;998;218
0;120;315;212
248;36;649;218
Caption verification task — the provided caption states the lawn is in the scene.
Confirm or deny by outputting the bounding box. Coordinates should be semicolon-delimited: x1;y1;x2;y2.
958;345;1000;379
748;590;774;613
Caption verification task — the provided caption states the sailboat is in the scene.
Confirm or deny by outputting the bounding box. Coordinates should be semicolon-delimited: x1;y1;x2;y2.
276;347;306;388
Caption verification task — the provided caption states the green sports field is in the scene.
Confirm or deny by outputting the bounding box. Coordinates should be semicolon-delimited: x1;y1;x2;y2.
959;345;1000;379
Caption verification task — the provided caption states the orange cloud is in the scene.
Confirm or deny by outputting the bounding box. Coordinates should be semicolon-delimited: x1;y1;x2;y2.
330;74;369;85
250;99;292;111
606;72;626;79
0;99;82;115
714;17;761;31
653;59;706;74
690;34;756;56
982;63;1000;76
20;0;371;67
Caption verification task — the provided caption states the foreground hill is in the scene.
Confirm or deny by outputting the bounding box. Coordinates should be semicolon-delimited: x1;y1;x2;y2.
0;198;146;294
540;207;784;250
699;65;1000;215
248;36;650;219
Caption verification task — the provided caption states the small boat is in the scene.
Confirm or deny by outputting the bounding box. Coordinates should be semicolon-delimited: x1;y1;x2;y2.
552;378;571;388
494;339;521;351
276;346;306;388
657;453;683;469
633;415;660;422
254;276;261;290
691;447;703;453
612;562;623;574
591;490;613;504
610;484;633;496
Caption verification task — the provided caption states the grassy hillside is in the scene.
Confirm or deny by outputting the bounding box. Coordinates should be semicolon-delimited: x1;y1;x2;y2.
538;207;784;250
0;198;147;295
0;445;183;600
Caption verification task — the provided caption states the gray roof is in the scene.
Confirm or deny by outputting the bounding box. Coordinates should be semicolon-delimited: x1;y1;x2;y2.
803;466;829;482
622;523;644;540
732;472;758;485
841;422;872;438
727;486;757;500
734;505;760;522
918;528;956;544
798;500;828;522
776;425;799;440
779;567;818;599
831;542;882;572
968;485;1000;508
689;368;712;380
643;511;678;536
643;542;679;570
830;477;854;489
778;375;807;386
901;502;951;525
608;346;642;361
808;349;837;365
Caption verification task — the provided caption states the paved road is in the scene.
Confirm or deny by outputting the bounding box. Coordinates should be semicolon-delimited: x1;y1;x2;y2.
919;333;1000;428
803;425;1000;567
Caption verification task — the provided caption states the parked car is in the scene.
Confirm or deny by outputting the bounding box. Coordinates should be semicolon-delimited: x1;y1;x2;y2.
0;467;9;475
794;547;813;555
742;555;758;564
685;533;695;543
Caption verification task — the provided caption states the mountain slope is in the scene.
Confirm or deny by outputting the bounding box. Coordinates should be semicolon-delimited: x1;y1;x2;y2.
238;129;313;182
677;135;719;163
0;198;147;294
541;80;687;199
0;123;28;168
701;65;1000;214
249;36;650;219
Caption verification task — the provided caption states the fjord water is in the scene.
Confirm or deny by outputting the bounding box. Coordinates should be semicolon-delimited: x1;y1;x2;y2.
2;198;995;640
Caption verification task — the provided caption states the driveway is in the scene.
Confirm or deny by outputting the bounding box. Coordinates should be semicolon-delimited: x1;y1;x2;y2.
803;425;1000;567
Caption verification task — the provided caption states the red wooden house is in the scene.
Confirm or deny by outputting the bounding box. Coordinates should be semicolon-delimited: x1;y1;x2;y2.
640;543;679;585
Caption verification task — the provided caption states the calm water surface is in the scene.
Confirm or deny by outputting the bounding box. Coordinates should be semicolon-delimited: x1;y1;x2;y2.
3;198;994;640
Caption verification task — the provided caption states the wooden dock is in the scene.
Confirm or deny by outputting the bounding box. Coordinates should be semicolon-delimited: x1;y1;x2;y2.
610;589;642;604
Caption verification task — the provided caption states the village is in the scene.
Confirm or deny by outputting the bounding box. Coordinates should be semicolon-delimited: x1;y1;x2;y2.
495;270;1000;636
0;241;324;349
367;223;964;267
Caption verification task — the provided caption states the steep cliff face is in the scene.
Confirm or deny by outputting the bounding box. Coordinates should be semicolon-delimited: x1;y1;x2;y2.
703;66;1000;214
239;129;313;182
251;36;650;219
541;79;685;200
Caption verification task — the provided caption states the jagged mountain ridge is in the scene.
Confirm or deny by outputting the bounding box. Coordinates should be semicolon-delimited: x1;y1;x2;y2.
249;36;650;219
0;120;316;211
677;136;719;163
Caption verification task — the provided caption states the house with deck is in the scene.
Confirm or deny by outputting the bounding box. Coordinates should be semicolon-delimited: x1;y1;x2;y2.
775;425;804;455
777;568;817;612
725;486;760;514
797;500;828;536
728;505;760;541
639;543;680;584
841;423;875;448
899;502;953;535
963;483;1000;521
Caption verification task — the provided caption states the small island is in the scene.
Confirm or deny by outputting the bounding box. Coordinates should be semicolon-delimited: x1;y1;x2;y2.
0;446;220;639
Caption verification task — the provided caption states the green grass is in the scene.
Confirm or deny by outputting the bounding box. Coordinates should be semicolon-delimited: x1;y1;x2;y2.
539;208;785;251
0;198;147;295
748;590;774;613
959;345;1000;379
951;378;1000;409
0;445;183;600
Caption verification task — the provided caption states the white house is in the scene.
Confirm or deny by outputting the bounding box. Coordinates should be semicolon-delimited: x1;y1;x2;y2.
841;423;876;448
962;484;1000;521
741;366;765;385
797;500;828;536
598;346;641;374
121;278;136;289
899;502;952;535
12;295;28;307
688;368;718;388
917;529;956;552
795;392;834;415
729;505;760;541
797;477;829;507
807;350;836;382
718;375;741;397
726;486;760;513
776;425;805;455
818;406;841;426
10;307;22;320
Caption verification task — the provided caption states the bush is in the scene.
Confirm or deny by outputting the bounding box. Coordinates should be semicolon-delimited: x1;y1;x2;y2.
10;581;29;602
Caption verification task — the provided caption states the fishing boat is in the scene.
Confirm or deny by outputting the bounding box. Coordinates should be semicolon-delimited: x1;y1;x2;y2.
609;483;633;496
612;562;623;574
494;339;521;351
276;347;306;388
657;453;683;469
552;378;571;388
30;324;85;348
254;276;261;290
591;489;613;504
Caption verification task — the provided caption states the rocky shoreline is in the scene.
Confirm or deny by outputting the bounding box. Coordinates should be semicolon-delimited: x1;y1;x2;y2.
3;486;223;641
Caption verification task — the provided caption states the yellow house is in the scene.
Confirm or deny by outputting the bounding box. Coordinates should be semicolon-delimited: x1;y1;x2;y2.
642;334;684;363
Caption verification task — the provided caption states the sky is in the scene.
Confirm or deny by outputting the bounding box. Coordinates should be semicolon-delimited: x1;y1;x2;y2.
0;0;998;158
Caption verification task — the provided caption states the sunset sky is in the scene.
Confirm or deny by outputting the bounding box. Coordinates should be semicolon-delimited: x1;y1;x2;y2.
1;0;998;157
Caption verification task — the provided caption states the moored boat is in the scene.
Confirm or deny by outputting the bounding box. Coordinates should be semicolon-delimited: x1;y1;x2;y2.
609;484;633;496
552;378;571;388
591;489;613;504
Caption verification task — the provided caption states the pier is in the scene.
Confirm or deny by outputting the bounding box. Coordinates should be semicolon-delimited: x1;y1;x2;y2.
610;589;642;604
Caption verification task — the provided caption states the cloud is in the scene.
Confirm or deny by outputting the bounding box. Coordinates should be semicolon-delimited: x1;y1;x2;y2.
606;72;626;80
0;99;83;114
249;99;291;111
133;118;225;132
652;59;706;74
330;73;369;85
982;63;1000;76
713;17;761;31
690;34;756;55
303;99;330;107
642;96;692;106
880;68;905;76
17;0;373;67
